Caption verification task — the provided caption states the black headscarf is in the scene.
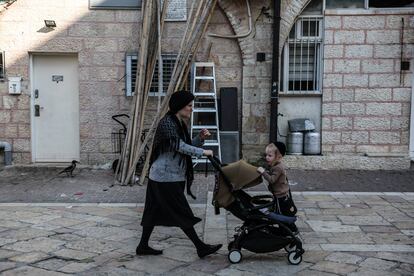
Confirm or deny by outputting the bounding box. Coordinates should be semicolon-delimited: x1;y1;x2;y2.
150;111;196;199
169;90;195;114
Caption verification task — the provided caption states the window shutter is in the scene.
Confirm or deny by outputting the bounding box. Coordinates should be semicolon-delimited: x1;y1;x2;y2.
125;53;179;97
150;54;177;95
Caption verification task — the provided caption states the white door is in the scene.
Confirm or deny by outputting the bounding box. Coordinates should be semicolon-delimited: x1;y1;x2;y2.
32;55;80;162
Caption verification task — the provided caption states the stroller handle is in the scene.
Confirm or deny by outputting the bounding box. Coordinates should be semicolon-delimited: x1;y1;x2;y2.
112;114;130;133
207;155;222;171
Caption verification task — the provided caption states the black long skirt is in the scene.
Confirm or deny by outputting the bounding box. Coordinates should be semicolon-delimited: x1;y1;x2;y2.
140;179;201;228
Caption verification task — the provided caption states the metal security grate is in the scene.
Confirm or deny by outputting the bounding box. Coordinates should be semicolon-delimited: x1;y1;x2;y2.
125;54;178;97
282;16;323;94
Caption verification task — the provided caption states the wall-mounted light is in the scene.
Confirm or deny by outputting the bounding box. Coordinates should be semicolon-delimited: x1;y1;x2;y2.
44;20;56;28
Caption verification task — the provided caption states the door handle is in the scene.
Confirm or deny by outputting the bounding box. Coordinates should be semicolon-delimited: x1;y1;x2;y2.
35;105;40;117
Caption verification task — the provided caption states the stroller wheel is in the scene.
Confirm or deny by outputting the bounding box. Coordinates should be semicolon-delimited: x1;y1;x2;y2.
284;243;297;253
228;249;242;264
287;251;302;265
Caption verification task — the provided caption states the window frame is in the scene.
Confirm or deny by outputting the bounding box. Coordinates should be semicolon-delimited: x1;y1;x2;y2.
295;16;323;40
282;16;324;95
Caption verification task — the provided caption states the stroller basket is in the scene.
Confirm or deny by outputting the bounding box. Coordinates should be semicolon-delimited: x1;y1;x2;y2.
112;131;126;154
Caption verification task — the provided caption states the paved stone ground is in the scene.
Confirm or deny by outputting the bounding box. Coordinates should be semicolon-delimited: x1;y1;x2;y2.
0;166;413;203
226;192;414;275
0;167;212;203
0;192;413;275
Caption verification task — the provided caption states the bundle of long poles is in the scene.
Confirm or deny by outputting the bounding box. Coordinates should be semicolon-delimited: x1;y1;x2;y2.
115;0;218;185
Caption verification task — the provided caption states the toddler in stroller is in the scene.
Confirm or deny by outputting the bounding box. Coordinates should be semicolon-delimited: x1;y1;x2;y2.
209;154;304;265
257;142;299;235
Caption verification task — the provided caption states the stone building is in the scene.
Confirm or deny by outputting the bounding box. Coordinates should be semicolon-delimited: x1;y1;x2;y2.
0;0;413;169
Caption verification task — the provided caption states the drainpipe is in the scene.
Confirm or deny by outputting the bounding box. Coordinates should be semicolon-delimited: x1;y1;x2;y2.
0;141;12;166
410;58;414;161
269;0;281;143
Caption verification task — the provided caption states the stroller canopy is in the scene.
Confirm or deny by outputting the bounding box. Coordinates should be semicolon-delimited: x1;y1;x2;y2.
214;160;263;208
222;160;262;190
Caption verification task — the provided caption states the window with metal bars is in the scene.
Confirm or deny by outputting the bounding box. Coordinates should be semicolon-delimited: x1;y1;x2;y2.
0;51;4;80
282;17;323;94
125;53;177;97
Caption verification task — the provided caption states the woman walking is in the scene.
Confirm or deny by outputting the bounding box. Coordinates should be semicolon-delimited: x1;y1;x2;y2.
136;90;222;258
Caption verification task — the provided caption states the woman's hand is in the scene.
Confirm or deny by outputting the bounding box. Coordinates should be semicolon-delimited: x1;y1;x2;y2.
257;167;265;174
203;150;213;157
199;129;211;140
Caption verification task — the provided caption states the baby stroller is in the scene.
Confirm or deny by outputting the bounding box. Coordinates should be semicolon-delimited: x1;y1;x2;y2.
208;156;304;265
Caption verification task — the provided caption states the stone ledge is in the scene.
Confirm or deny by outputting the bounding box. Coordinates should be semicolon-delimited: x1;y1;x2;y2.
325;8;414;16
284;154;411;170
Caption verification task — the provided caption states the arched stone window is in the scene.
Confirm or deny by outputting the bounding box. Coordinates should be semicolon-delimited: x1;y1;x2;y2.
281;0;323;94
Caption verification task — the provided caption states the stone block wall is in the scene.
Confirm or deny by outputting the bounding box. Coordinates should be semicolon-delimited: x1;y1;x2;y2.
1;0;412;169
0;0;242;165
218;0;314;162
322;10;413;156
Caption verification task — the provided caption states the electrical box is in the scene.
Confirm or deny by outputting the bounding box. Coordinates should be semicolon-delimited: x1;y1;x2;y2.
8;77;22;94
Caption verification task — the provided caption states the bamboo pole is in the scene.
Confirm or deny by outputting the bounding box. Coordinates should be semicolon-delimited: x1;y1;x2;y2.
116;0;170;184
136;0;203;186
119;0;152;183
125;0;154;184
129;0;167;180
125;0;208;183
131;1;158;168
157;0;163;112
126;0;218;185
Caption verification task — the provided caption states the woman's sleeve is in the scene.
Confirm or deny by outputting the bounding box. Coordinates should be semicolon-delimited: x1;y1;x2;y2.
178;139;204;158
192;135;204;147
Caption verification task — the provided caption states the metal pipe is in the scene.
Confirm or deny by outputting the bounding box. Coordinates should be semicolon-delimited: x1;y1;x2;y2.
0;141;12;166
269;0;281;143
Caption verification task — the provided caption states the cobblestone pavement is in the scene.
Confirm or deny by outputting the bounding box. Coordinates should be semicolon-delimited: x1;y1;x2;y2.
0;192;413;275
1;166;413;203
0;168;212;203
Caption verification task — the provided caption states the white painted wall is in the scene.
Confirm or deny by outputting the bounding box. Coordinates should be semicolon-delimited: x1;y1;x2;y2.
277;96;322;145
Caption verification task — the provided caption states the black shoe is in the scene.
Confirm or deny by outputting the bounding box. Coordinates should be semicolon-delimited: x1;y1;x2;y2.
136;245;163;255
197;244;222;258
